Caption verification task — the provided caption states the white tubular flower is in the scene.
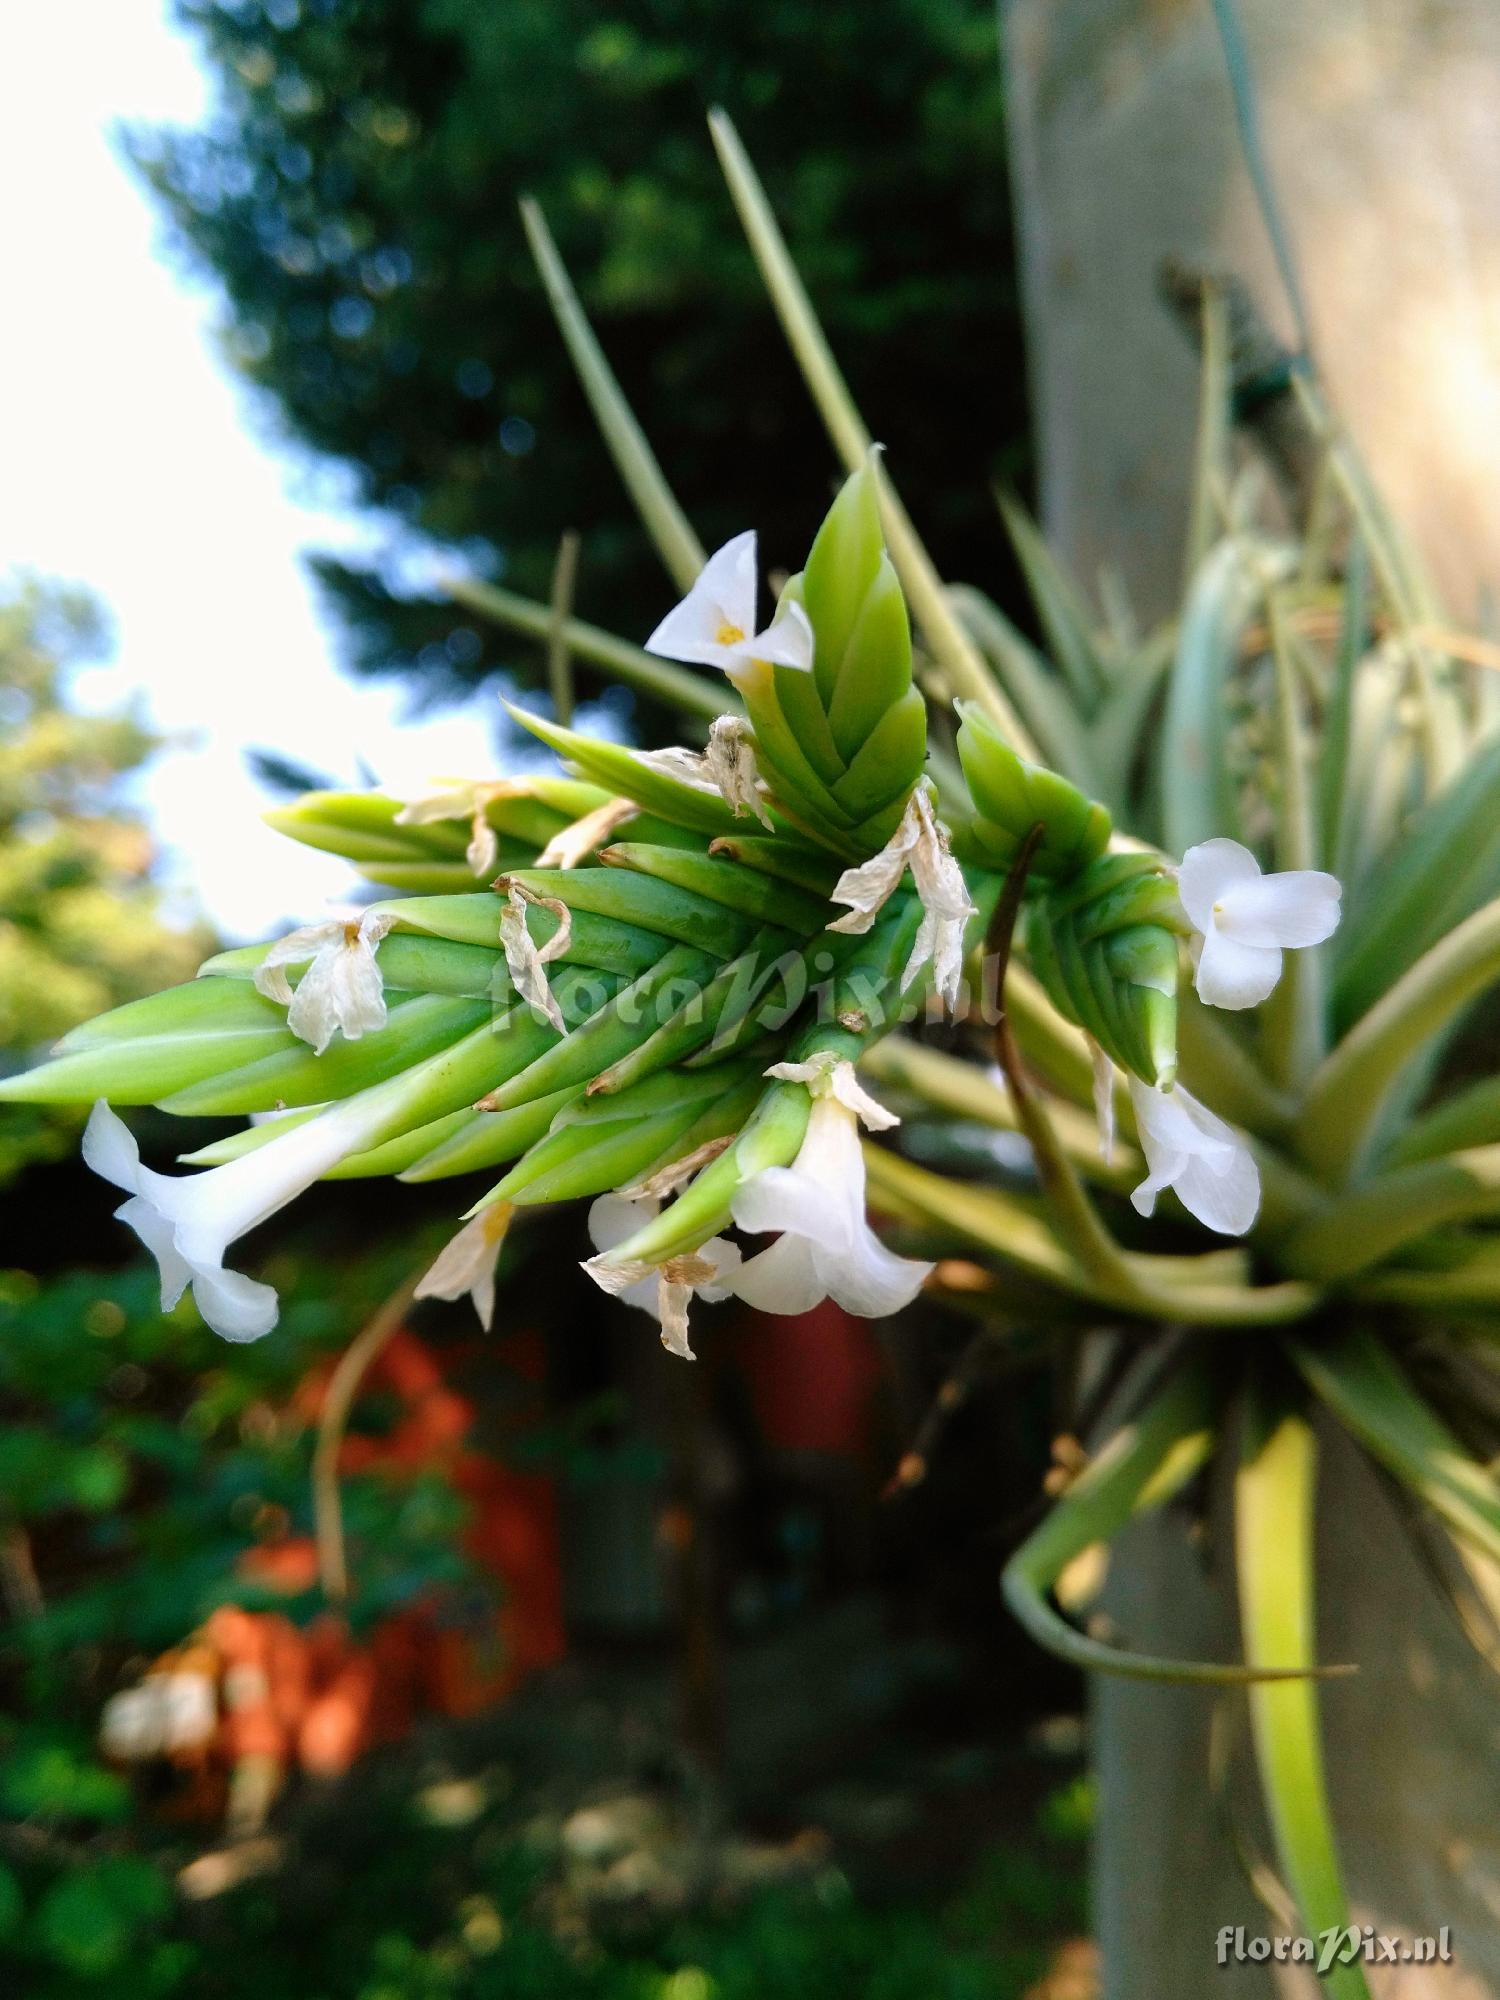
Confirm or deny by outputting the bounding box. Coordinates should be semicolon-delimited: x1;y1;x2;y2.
534;796;638;869
84;1093;398;1343
827;788;977;1010
583;1194;742;1361
1126;1077;1260;1237
729;1061;932;1318
414;1202;514;1329
253;910;395;1055
1178;838;1342;1011
497;877;572;1031
644;531;814;676
636;716;772;828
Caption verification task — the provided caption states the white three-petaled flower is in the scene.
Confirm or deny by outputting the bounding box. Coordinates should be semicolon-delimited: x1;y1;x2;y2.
645;532;814;677
727;1055;933;1317
583;1194;742;1360
414;1202;515;1329
253;910;395;1055
1178;838;1341;1011
827;788;977;1011
1126;1077;1259;1236
83;1093;398;1343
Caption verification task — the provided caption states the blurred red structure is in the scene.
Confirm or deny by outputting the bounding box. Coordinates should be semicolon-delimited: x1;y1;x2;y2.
736;1301;882;1460
104;1324;565;1816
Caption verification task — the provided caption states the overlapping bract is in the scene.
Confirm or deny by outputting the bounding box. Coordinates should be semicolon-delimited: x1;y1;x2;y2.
728;468;928;857
1023;855;1188;1091
0;477;1013;1345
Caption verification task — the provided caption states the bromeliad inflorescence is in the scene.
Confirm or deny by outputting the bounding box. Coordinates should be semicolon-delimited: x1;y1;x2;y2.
2;463;1334;1365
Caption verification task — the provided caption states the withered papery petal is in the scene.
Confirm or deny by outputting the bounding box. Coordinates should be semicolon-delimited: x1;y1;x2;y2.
497;877;572;1031
1087;1034;1117;1165
255;911;395;1055
535;796;639;870
620;1135;734;1201
253;919;346;1008
415;1202;514;1329
704;715;773;827
765;1053;899;1132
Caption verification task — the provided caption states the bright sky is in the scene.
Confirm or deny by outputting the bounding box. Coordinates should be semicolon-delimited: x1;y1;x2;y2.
0;0;509;941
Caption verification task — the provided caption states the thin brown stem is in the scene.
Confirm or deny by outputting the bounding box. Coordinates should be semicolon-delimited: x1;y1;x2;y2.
883;1330;1004;1497
312;1277;420;1604
0;1522;43;1620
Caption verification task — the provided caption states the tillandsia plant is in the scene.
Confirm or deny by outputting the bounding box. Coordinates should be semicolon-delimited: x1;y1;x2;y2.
11;114;1500;1994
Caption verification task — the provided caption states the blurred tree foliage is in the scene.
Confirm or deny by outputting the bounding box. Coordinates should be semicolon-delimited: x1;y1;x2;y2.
0;582;207;1181
132;0;1024;705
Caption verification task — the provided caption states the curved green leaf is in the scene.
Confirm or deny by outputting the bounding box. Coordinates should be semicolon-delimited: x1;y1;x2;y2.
1289;1330;1500;1566
1005;1359;1345;1682
1235;1370;1370;2000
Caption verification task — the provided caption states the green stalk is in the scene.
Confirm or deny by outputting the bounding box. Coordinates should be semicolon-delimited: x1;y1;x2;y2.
994;490;1104;710
946;583;1099;790
546;528;580;725
1260;591;1326;1088
1182;282;1231;591
1176;993;1295;1139
987;828;1150;1300
861;1144;1098;1297
1319;536;1366;873
1235;1369;1371;2000
1351;1241;1500;1311
519;198;705;592
1161;535;1277;857
706;107;1038;759
446;575;728;723
864;1145;1319;1326
1389;1074;1500;1166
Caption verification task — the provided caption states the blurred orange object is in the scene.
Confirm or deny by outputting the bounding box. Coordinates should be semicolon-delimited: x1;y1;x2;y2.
105;1324;566;1819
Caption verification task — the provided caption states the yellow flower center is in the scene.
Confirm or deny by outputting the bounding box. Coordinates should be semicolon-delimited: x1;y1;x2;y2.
715;620;746;647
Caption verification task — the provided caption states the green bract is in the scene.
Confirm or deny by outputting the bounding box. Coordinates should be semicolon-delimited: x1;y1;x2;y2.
952;701;1112;880
1023;854;1188;1090
738;466;927;855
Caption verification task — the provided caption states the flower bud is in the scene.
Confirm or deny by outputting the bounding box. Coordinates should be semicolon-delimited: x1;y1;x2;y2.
953;703;1111;881
1023;854;1186;1088
736;464;927;855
